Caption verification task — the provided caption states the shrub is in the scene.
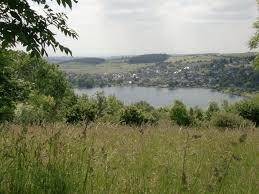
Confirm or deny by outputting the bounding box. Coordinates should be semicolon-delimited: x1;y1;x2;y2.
102;96;124;122
170;100;191;126
221;100;230;111
65;96;97;124
193;106;204;121
133;101;155;112
234;95;259;126
120;103;159;126
120;106;145;126
189;107;205;127
143;111;159;125
15;92;56;125
206;101;220;120
94;92;108;118
210;112;254;129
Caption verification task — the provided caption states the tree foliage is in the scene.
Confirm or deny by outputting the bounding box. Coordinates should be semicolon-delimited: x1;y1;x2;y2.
234;94;259;126
16;53;73;103
170;100;191;126
65;96;97;124
0;50;29;121
0;50;74;122
120;103;159;126
206;102;220;120
0;0;78;57
210;112;253;129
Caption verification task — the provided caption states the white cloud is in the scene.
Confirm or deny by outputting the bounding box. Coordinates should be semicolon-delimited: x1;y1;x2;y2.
44;0;258;56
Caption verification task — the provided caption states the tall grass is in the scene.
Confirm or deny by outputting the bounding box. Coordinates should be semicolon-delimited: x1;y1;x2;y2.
0;123;258;193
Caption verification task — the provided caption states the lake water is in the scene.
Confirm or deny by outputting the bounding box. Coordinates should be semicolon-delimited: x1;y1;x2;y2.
74;87;244;108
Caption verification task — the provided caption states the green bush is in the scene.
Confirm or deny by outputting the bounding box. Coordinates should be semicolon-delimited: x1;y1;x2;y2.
189;106;205;120
120;103;159;126
234;95;259;126
94;92;108;118
120;106;145;126
170;100;191;126
206;101;220;120
15;92;56;125
210;112;254;129
143;111;159;125
133;101;155;112
102;96;124;122
189;107;205;127
65;96;97;124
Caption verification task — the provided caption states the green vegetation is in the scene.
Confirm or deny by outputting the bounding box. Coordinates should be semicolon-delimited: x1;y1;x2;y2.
62;53;259;95
210;112;253;129
1;49;259;129
61;62;149;74
120;102;159;126
61;57;106;65
0;50;74;124
0;1;259;192
170;100;191;126
233;95;259;126
0;50;28;122
0;0;78;56
128;54;170;64
0;123;258;193
0;46;258;194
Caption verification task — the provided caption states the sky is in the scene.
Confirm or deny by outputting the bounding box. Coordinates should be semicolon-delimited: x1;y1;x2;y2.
44;0;258;57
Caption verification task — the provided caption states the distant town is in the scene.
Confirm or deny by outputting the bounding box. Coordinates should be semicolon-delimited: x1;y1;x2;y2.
50;53;259;95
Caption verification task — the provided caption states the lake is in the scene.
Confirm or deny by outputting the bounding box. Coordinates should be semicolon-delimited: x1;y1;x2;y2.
74;87;244;108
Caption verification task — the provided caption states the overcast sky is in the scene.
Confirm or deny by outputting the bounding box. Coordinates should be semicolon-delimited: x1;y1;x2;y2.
46;0;258;57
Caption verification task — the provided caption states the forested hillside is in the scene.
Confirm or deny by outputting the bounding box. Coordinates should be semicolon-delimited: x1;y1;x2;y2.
128;54;170;64
60;57;106;65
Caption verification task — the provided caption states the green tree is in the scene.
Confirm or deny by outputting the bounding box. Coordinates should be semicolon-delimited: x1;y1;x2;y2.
94;92;108;118
120;105;146;126
15;91;56;124
0;50;74;122
170;100;191;126
0;0;78;56
102;96;123;122
16;53;73;104
0;50;29;121
120;102;159;126
65;96;97;125
234;94;259;126
133;101;155;112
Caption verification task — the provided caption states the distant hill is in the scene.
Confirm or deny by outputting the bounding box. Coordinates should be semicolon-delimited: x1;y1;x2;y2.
60;57;106;65
45;57;74;64
128;54;170;64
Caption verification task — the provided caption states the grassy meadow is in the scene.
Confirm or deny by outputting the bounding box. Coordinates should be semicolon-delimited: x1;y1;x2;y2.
60;62;150;74
0;122;258;194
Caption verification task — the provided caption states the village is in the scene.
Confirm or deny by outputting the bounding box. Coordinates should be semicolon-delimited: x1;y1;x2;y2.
67;56;259;94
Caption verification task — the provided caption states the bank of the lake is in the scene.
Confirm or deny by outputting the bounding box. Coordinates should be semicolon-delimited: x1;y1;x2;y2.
74;87;244;108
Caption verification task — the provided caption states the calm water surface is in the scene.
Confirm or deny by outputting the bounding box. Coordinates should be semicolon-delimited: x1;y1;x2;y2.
74;87;243;108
